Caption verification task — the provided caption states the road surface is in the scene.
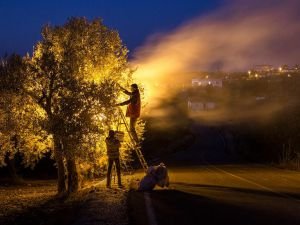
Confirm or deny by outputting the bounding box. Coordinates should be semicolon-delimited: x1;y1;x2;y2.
128;125;300;225
129;164;300;225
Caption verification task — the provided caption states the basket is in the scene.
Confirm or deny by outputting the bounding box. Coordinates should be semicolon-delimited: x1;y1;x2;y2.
115;131;125;142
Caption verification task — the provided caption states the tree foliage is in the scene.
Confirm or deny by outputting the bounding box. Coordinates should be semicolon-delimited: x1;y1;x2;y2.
24;17;143;193
0;54;51;169
0;18;145;193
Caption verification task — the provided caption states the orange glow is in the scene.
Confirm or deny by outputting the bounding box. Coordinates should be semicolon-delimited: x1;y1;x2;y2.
130;0;300;115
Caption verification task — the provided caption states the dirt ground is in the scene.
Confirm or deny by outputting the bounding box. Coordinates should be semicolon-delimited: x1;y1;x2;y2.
0;178;130;225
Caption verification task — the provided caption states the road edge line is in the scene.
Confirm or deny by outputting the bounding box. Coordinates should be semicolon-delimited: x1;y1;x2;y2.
207;163;300;202
144;192;158;225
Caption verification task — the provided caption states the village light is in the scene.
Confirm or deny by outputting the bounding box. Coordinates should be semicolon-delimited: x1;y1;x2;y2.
248;70;251;75
279;67;282;72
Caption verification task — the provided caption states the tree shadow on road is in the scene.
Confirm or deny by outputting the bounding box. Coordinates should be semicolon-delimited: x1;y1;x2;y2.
172;182;300;200
129;189;300;225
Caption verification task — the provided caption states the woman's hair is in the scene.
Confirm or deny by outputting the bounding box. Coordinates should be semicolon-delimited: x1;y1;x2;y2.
131;83;138;89
108;130;115;137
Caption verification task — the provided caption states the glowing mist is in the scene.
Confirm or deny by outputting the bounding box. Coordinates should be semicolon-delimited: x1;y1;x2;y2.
130;0;300;115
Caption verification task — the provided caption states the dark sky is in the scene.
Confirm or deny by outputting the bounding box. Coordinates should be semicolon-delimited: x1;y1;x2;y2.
0;0;223;56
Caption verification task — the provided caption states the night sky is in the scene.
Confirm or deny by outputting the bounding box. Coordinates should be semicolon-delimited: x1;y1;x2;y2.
0;0;223;56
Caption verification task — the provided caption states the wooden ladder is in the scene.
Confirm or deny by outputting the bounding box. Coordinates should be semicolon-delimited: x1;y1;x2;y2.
117;107;148;171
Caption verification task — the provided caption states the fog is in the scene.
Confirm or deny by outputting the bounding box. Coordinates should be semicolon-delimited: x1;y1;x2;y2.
129;0;300;125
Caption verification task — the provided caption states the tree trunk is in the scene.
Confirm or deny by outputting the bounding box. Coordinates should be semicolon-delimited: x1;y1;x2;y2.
5;154;19;181
53;135;66;194
66;157;79;193
5;135;21;183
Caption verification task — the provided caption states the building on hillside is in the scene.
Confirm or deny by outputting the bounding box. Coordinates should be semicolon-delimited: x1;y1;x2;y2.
279;65;300;73
191;78;223;87
188;100;216;111
254;65;274;72
248;64;276;78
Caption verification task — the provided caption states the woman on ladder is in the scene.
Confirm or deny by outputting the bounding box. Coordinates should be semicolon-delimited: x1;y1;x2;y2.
116;83;141;143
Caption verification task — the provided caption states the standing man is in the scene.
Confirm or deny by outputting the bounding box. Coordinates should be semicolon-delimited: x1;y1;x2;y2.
116;83;141;143
105;130;122;188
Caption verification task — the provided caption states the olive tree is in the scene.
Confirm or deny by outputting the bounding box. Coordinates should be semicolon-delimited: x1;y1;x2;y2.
0;54;51;180
26;17;132;194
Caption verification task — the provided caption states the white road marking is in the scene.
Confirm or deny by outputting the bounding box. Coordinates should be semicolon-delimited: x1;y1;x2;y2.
144;192;158;225
207;163;300;203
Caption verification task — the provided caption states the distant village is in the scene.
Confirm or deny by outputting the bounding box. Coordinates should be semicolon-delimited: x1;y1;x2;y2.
187;64;300;112
247;64;300;79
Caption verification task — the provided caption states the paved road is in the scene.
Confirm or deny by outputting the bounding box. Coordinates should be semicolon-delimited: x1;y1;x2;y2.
128;125;300;225
129;164;300;225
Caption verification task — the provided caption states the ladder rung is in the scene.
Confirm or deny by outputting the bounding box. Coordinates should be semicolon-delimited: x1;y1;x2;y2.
117;107;148;171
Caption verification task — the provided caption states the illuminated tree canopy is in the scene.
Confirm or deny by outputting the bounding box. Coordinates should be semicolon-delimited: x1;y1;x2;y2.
0;17;144;194
0;54;51;175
